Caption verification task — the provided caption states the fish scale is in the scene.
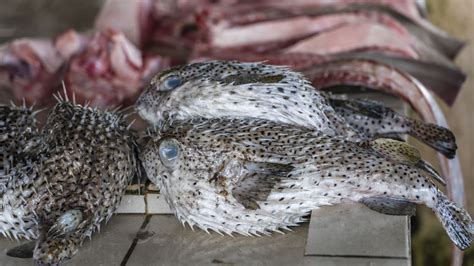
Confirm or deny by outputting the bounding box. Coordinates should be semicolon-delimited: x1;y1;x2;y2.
0;100;139;265
141;117;472;250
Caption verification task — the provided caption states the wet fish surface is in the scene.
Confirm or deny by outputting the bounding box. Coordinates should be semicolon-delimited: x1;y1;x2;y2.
0;104;44;180
136;61;457;158
0;99;139;265
141;117;472;250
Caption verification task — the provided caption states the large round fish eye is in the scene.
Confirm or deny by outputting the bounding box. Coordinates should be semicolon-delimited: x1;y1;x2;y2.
160;75;181;91
159;138;180;167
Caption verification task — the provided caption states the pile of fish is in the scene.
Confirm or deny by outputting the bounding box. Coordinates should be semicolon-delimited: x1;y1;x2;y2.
0;0;472;265
1;97;139;264
137;60;472;250
0;0;467;203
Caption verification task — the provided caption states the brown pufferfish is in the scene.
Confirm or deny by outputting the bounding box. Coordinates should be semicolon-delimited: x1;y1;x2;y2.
135;61;457;159
0;103;44;181
0;98;138;265
141;117;472;250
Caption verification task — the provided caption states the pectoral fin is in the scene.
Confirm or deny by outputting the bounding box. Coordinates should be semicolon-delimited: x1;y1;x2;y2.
244;162;294;177
6;241;35;258
360;196;417;216
233;173;282;210
220;73;285;85
417;160;446;186
230;161;293;210
329;97;388;119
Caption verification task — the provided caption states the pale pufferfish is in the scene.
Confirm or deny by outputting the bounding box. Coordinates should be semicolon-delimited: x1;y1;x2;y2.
135;61;457;159
0;99;139;265
141;118;473;250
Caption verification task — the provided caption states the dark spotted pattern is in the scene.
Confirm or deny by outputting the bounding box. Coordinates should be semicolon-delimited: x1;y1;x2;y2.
367;138;445;185
329;97;457;158
136;60;353;136
0;100;139;265
137;61;457;159
141;118;472;249
0;104;44;181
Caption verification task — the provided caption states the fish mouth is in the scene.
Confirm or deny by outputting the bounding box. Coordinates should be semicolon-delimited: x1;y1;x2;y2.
136;105;162;126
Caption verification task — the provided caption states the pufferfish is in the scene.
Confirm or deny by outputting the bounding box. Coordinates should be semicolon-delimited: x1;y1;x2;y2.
0;98;138;265
141;118;472;250
0;103;44;180
135;61;457;159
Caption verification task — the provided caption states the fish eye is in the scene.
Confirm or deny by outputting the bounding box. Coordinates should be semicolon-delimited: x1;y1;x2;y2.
160;75;181;91
159;139;180;167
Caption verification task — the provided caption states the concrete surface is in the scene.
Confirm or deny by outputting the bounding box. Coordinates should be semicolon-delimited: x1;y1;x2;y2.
306;204;410;258
114;196;411;264
146;193;173;214
0;205;411;265
0;215;143;266
116;195;147;214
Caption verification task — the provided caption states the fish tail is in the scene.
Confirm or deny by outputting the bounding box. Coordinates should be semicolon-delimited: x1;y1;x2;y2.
434;193;473;250
407;118;457;159
417;160;446;186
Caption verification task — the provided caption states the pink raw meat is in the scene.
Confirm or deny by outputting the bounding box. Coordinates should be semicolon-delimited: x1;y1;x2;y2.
0;30;85;104
206;12;410;49
285;22;418;58
65;29;170;108
95;0;155;48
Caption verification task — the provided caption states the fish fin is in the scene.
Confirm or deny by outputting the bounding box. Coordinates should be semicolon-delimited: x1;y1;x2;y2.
244;161;294;177
416;160;446;186
6;241;36;258
329;97;389;119
360;196;417;216
434;193;473;250
219;73;285;85
331;95;458;158
47;210;83;238
369;138;420;164
232;161;293;210
233;172;282;210
408;119;457;159
373;133;405;142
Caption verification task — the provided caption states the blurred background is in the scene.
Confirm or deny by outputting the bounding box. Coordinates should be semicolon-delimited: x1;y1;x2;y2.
0;0;472;265
411;1;474;265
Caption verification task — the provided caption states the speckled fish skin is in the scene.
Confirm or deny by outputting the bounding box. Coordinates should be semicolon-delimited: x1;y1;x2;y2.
136;60;354;137
328;97;457;159
141;118;472;250
136;60;457;158
366;138;446;186
0;104;44;180
0;100;139;265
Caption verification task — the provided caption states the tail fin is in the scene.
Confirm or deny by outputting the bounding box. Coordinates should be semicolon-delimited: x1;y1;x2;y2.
434;193;473;250
417;160;446;186
408;119;457;159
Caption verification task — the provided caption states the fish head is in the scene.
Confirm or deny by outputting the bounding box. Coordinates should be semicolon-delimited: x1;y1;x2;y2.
135;60;297;125
135;65;181;125
33;236;79;265
136;61;228;125
141;135;181;186
140;126;224;188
